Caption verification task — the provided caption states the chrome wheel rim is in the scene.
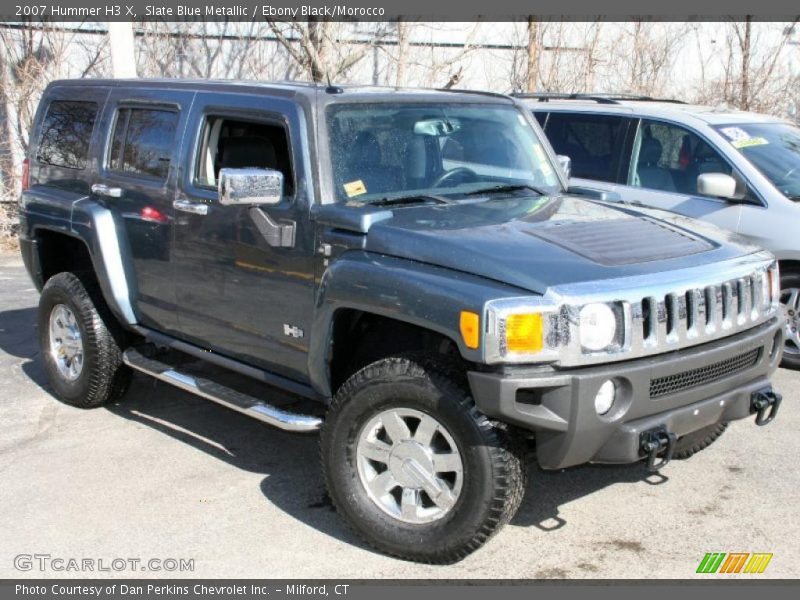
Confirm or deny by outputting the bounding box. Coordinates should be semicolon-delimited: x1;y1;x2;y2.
356;408;463;524
48;304;84;381
780;287;800;355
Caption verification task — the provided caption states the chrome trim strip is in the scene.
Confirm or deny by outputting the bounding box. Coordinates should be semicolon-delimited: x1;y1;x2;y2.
88;207;137;325
122;349;322;433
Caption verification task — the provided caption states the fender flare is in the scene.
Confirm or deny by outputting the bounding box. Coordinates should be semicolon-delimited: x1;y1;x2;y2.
68;199;138;325
307;251;519;397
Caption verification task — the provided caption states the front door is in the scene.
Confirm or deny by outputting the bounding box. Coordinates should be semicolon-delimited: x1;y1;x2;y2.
171;93;317;383
616;118;744;232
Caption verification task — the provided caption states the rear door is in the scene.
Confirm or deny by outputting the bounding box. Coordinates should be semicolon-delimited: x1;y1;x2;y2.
29;86;110;213
92;87;195;333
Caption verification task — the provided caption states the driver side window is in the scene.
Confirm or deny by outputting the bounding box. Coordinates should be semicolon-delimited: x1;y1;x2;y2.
629;120;749;200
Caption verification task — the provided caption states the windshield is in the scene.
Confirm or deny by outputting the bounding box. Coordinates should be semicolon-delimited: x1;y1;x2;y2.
325;102;562;203
715;122;800;200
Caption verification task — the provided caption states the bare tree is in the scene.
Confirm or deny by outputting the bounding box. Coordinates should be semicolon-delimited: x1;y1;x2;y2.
604;21;691;97
692;20;798;115
394;18;411;87
526;17;541;92
505;21;602;94
265;19;388;83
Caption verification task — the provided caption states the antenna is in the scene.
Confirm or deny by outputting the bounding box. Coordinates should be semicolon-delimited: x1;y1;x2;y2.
325;71;343;94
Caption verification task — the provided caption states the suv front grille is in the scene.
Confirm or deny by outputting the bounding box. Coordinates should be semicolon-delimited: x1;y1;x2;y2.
631;267;773;355
649;348;760;398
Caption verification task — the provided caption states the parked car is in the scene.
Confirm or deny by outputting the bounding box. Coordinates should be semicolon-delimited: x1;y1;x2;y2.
522;93;800;368
20;81;784;563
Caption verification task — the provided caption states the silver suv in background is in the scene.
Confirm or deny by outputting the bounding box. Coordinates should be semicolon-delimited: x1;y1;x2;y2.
522;94;800;367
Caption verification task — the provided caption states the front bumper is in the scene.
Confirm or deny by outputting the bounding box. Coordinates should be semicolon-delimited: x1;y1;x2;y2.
468;317;783;469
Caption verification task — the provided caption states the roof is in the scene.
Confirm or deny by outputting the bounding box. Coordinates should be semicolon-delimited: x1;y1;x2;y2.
519;95;787;126
47;78;516;105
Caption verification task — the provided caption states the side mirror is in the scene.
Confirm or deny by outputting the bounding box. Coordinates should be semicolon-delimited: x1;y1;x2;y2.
697;172;737;200
556;155;572;180
219;168;283;206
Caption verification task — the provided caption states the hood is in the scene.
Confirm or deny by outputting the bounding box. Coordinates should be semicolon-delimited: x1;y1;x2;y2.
358;195;760;294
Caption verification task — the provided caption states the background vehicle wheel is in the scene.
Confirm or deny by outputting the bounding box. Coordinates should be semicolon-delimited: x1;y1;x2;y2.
321;354;526;564
779;268;800;369
672;422;728;460
38;272;131;408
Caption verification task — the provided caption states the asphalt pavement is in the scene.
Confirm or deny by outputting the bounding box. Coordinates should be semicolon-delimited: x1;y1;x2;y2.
1;252;798;579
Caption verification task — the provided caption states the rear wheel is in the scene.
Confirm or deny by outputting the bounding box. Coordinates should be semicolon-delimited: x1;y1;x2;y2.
38;272;130;408
321;354;526;563
779;268;800;369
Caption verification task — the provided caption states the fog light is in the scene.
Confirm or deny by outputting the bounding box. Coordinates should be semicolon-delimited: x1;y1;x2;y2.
594;380;616;415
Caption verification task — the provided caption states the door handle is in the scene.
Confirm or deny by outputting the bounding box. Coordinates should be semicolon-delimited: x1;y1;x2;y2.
173;199;209;216
91;183;122;198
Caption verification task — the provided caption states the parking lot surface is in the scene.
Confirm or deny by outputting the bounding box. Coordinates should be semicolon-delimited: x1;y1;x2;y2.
1;252;798;579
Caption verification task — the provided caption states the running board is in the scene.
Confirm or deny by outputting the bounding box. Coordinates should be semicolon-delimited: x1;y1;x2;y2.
122;348;322;433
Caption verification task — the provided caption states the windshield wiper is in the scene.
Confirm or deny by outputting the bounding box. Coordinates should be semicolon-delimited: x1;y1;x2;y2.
364;194;451;207
463;184;548;197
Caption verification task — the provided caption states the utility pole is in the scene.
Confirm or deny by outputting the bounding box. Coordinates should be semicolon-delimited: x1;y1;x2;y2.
107;22;137;78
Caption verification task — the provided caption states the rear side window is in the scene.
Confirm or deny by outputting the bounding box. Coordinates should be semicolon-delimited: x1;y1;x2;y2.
543;113;626;182
37;100;98;169
109;107;178;180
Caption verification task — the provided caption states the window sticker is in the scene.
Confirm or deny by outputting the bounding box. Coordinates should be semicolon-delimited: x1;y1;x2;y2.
720;126;750;142
343;179;367;197
720;126;769;149
731;137;769;149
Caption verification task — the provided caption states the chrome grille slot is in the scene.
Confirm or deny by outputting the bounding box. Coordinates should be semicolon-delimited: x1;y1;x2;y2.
685;289;697;336
721;282;733;325
665;293;678;342
641;297;656;345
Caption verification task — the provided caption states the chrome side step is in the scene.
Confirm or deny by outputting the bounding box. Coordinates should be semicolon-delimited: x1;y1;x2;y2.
122;348;322;433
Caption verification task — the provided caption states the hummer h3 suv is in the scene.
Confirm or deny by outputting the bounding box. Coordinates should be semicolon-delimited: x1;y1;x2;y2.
19;80;783;562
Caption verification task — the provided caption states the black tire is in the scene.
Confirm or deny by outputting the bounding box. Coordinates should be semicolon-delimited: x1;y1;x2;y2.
673;422;728;460
779;268;800;370
38;272;131;408
320;354;526;564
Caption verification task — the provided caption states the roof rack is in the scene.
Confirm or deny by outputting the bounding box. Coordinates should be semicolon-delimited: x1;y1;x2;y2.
512;92;686;105
436;87;513;101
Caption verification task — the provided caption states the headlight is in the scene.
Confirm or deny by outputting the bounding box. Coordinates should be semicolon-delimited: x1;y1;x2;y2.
483;297;626;364
579;303;618;352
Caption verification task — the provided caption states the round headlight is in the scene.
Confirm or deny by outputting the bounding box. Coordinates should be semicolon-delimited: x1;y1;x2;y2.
594;379;616;415
579;303;617;351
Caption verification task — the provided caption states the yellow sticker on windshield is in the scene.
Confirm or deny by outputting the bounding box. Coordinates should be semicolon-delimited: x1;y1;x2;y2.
343;180;367;197
732;137;769;149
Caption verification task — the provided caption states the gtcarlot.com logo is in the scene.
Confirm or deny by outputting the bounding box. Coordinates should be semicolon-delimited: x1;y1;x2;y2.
14;554;194;573
696;552;773;574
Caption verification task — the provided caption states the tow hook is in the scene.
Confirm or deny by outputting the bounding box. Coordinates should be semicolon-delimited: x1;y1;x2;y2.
639;427;678;472
751;389;782;426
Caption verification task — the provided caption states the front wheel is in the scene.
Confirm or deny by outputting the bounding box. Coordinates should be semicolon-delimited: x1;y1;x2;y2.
779;268;800;369
320;354;526;564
